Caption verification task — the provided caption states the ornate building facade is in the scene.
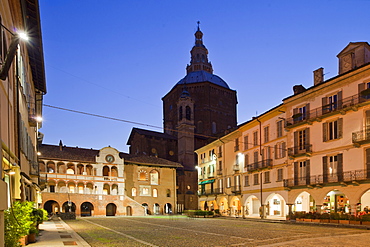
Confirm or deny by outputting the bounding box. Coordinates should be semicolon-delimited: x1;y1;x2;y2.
196;42;370;219
39;143;181;217
127;24;238;212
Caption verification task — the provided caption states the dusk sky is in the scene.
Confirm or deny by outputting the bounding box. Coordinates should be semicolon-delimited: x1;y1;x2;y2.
39;1;370;152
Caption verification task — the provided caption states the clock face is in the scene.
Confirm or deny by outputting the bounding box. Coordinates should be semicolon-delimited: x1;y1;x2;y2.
106;155;114;163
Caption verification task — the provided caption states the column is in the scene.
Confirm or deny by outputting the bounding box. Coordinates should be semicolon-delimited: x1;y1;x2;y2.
316;205;322;214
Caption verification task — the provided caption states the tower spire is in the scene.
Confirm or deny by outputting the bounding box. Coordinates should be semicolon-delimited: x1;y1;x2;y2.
186;22;213;74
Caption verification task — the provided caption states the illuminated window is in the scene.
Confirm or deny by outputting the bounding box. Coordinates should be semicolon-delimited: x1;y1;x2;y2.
153;189;158;197
132;188;137;197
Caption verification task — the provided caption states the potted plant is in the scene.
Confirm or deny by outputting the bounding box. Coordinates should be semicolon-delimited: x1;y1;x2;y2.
361;214;370;225
28;227;38;243
339;213;350;224
4;201;34;247
329;212;340;223
320;213;330;223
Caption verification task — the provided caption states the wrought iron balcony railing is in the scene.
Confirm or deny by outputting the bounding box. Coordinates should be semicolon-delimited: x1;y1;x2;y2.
217;170;223;175
286;92;370;128
283;169;368;188
352;129;370;144
246;159;272;172
230;185;241;194
288;144;312;157
198;188;223;196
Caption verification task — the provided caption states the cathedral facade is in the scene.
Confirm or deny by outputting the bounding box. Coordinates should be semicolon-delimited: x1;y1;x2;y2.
127;24;237;212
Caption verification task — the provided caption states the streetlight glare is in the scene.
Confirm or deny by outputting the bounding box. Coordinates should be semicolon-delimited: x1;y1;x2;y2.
17;31;29;41
35;116;43;122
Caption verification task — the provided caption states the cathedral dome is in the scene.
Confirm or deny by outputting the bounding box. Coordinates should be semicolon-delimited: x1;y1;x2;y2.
177;70;230;89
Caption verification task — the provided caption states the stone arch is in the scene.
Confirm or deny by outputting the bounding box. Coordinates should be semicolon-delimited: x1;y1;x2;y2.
67;181;76;193
321;189;350;214
265;193;287;217
142;203;149;215
126;206;132;216
44;200;60;214
85;182;94;194
57;162;66;173
111;184;118;195
361;189;370;212
103;183;110;195
80;201;94;217
153;203;160;214
66;163;75;174
111;166;118;177
230;196;241;217
39;161;46;172
106;203;116;216
62;201;76;213
86;165;93;175
76;164;84;175
218;196;229;216
46;161;55;173
57;181;67;193
77;182;84;194
244;195;260;216
293;191;313;213
164;203;172;214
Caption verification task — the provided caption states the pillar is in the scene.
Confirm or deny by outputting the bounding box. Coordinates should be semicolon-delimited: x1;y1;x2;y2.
316;205;322;214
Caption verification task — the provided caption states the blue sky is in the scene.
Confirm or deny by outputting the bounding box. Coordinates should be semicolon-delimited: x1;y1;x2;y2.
39;0;370;152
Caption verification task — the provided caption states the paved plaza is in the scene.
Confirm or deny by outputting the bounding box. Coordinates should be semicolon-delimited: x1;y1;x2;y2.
64;216;370;247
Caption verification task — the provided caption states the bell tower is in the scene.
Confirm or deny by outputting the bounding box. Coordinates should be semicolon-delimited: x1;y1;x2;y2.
186;21;213;74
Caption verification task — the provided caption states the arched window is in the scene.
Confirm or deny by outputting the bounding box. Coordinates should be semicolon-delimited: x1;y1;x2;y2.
196;54;200;62
103;166;110;176
153;189;158;197
212;122;217;134
132;187;137;197
166;189;171;197
111;166;118;177
66;168;74;174
186;106;191;120
150;170;159;185
138;170;147;181
179;106;183;121
202;54;205;62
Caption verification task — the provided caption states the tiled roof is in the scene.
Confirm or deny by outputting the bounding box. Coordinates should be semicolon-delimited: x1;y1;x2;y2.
39;144;99;162
126;127;177;145
39;144;182;168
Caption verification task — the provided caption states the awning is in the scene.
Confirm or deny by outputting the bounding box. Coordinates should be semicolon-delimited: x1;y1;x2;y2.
198;179;215;185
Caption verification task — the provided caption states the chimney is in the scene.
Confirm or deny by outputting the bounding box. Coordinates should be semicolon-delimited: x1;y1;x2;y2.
293;85;306;95
59;140;63;151
313;67;324;85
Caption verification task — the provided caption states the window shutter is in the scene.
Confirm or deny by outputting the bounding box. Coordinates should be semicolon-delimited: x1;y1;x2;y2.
305;128;310;146
366;110;370;130
274;144;278;159
282;142;286;158
366;148;370;179
321;97;328;113
306;160;311;184
338;118;343;139
337;154;343;181
294;131;298;147
305;103;310;119
359;82;365;94
323;156;328;183
337;91;343;108
294;162;298;185
323;122;328;142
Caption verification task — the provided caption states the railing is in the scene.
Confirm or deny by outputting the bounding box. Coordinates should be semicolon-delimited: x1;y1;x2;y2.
246;159;272;172
352;129;370;143
207;172;214;178
218;152;222;158
234;145;239;152
198;188;223;196
233;164;240;171
288;144;312;157
40;172;124;182
230;185;241;193
217;170;223;175
286;92;370;127
284;169;369;187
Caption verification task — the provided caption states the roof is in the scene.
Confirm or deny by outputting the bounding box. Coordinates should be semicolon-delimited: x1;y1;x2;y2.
126;127;176;145
22;0;47;93
120;153;182;168
39;144;99;162
177;70;230;89
39;144;182;168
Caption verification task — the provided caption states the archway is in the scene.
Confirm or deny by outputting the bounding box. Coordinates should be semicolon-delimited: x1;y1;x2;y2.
230;196;241;217
361;189;370;212
62;201;76;213
126;206;132;216
142;203;149;215
106;203;117;216
322;189;349;213
294;191;313;213
80;202;94;217
218;197;229;216
244;195;260;217
164;203;172;214
153;203;160;215
265;193;286;217
44;200;60;214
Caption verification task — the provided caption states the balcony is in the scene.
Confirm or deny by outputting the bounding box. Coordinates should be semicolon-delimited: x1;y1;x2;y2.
288;144;312;157
230;185;241;194
234;145;240;152
286;92;370;128
198;188;223;196
207;172;215;178
40;172;124;182
246;159;272;172
352;129;370;145
217;170;223;175
218;152;222;158
283;169;368;188
233;164;240;172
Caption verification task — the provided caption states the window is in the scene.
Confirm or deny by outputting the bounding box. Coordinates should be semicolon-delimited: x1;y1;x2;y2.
226;177;231;188
179;106;183;120
166;189;171;197
150;170;159;185
277;120;283;138
186;106;191;120
264;171;270;183
132;188;137;196
218;179;223;190
253;174;259;185
322;92;342;113
264;126;269;143
299;161;307;178
244;175;249;186
212;122;217;134
293;105;307;122
253;131;258;147
277;168;283;181
153;188;158;197
323;118;343;141
275;142;286;159
244;135;249;150
328;155;338;175
244;154;249;168
234;138;239;151
49;185;55;193
218;146;222;158
218;161;222;171
138;170;147;181
294;128;309;151
253;151;258;163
